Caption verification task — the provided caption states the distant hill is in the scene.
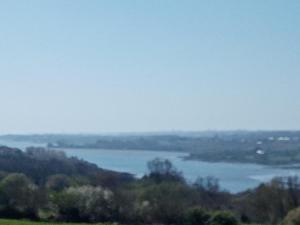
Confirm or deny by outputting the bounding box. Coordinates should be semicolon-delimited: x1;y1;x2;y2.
0;146;133;187
1;131;300;165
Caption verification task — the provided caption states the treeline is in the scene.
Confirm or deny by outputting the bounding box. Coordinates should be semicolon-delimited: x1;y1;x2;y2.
0;146;133;187
1;147;300;224
45;133;300;165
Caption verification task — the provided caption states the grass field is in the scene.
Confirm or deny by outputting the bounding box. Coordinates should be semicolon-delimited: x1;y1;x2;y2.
0;219;113;225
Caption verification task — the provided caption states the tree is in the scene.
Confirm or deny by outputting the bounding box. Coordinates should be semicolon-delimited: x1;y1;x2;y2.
0;173;41;218
137;182;195;224
282;207;300;225
184;207;211;225
46;174;72;192
194;176;220;193
210;211;238;225
241;177;296;224
146;158;183;183
54;185;115;222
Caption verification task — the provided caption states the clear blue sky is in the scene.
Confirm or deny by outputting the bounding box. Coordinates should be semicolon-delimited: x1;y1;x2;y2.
0;0;299;133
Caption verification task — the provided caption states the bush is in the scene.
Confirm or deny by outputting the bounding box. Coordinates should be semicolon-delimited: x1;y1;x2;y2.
46;174;72;192
145;158;184;183
54;185;115;222
282;207;300;225
0;173;41;218
210;211;238;225
184;207;211;225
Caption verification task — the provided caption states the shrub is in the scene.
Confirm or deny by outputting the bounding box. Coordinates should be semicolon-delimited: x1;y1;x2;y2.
54;185;115;222
282;207;300;225
46;174;72;192
0;173;41;218
210;211;238;225
184;207;211;225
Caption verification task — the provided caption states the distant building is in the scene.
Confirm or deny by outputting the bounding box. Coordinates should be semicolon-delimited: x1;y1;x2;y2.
268;137;275;141
256;149;265;155
278;137;291;141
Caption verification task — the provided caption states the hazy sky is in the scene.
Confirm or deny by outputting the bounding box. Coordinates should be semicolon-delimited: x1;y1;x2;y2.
0;0;299;133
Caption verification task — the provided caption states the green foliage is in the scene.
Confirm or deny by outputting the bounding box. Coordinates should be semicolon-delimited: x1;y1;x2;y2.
1;146;300;225
46;174;72;191
0;147;133;187
194;176;220;193
282;207;300;225
41;132;300;165
236;177;300;224
54;186;115;222
184;207;211;225
136;181;195;224
0;173;42;218
210;211;238;225
145;158;184;183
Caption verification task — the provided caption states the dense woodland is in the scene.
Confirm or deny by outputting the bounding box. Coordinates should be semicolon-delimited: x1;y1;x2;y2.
1;146;300;225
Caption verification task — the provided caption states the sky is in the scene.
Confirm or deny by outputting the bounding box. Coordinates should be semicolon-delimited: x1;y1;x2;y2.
0;0;299;134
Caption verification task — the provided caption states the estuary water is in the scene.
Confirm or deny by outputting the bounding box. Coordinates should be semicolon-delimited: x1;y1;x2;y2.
1;139;300;193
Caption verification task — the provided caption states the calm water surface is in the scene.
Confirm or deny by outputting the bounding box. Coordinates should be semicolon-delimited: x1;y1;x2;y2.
1;140;299;193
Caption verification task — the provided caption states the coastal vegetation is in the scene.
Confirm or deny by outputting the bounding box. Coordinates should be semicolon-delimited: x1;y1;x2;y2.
1;146;300;224
2;131;300;165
